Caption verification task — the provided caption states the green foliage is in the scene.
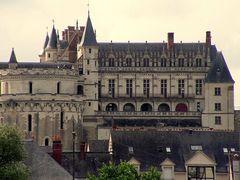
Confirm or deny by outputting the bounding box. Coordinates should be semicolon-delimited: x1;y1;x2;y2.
88;162;161;180
88;162;139;180
140;167;161;180
0;126;29;180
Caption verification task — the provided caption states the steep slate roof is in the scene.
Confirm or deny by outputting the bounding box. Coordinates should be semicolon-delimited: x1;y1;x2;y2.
80;15;97;46
111;130;240;172
47;25;58;49
9;48;18;63
206;51;234;83
24;140;72;180
43;32;49;49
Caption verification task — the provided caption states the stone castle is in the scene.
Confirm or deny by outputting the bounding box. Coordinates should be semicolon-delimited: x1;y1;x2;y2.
0;14;235;150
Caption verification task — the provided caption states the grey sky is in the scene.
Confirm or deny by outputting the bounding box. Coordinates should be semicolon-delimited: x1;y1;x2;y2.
0;0;239;107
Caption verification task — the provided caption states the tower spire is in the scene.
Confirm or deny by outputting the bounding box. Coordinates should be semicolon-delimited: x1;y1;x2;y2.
9;48;18;64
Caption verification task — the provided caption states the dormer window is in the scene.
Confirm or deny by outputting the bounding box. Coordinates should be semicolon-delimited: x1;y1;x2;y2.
166;147;171;153
128;146;134;154
223;148;228;153
191;145;202;151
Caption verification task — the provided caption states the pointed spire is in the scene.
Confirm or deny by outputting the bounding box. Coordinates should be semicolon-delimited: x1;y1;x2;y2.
80;14;97;46
43;32;49;49
47;24;58;49
9;48;18;64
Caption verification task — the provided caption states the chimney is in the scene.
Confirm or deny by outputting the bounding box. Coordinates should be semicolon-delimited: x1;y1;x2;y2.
79;142;86;160
206;31;211;46
168;32;174;49
52;135;62;164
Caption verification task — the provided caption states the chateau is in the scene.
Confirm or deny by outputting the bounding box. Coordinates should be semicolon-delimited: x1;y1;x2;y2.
0;14;235;150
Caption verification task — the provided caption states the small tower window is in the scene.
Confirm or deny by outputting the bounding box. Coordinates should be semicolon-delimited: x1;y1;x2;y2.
48;53;51;58
29;82;33;94
60;111;64;129
89;48;92;53
5;82;8;94
57;82;60;94
45;138;49;146
28;114;32;132
87;59;90;65
77;85;84;95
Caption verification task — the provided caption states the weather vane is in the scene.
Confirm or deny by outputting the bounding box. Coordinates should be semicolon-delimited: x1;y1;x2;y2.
87;0;90;15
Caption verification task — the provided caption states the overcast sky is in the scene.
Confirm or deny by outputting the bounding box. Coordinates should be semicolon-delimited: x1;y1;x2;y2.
0;0;240;107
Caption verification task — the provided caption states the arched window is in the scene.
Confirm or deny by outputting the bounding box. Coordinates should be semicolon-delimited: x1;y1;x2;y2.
45;138;49;146
123;103;135;112
175;103;188;112
77;85;84;95
106;103;117;112
141;103;152;112
57;82;61;94
29;82;32;94
158;103;170;112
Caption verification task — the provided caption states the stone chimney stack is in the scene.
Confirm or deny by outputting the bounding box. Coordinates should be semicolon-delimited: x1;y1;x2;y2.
168;32;174;49
79;142;86;160
206;31;211;47
52;135;62;164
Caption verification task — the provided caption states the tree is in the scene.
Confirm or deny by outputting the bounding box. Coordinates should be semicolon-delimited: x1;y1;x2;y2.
0;126;29;180
88;161;139;180
140;167;161;180
88;162;161;180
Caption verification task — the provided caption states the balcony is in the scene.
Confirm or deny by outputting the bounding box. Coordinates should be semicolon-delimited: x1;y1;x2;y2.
99;66;208;73
95;111;201;119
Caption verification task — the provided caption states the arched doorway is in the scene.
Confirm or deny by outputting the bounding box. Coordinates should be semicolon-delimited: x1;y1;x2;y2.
106;103;118;112
123;103;135;112
158;103;170;112
45;138;49;146
141;103;152;112
175;103;188;112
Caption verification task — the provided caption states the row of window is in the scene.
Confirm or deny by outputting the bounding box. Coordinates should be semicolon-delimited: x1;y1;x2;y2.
101;58;207;67
106;79;207;98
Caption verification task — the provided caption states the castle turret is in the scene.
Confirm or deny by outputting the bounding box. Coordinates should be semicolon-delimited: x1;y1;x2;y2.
77;13;99;139
43;25;58;62
8;48;18;69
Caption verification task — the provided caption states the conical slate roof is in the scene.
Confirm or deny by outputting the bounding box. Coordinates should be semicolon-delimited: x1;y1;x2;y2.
80;15;97;46
43;32;49;49
206;52;234;83
47;25;57;49
9;48;18;63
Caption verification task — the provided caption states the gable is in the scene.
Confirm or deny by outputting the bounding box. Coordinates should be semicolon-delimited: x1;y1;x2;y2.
185;151;215;166
161;158;175;166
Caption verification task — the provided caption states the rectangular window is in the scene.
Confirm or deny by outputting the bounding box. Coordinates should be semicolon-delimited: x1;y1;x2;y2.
160;58;166;67
178;79;185;96
126;79;133;97
57;82;60;94
109;58;114;67
98;81;101;98
178;58;184;67
29;82;33;94
60;112;64;129
195;79;202;95
215;103;221;111
143;79;150;97
89;48;92;53
196;58;202;67
143;58;149;67
108;79;115;98
126;58;132;67
28;114;32;132
161;79;167;97
215;116;221;125
188;166;214;179
215;87;221;96
87;59;90;65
